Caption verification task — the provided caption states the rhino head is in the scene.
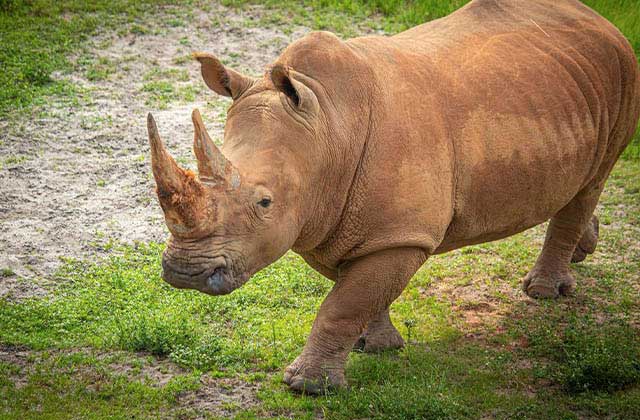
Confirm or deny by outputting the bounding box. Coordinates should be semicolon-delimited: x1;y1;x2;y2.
147;52;325;295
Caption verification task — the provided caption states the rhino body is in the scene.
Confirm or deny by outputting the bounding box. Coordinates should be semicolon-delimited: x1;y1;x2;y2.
148;0;640;393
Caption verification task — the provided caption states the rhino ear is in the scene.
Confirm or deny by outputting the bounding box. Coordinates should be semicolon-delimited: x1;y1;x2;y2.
193;52;254;99
271;65;319;115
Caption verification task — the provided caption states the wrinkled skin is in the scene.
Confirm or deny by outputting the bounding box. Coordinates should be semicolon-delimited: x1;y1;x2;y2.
147;0;640;394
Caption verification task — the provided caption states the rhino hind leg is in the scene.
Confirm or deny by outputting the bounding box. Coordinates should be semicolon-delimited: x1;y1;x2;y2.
353;308;405;353
571;215;599;263
524;187;603;299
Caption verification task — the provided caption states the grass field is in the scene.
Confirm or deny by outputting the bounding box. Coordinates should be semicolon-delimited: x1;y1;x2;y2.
1;1;640;419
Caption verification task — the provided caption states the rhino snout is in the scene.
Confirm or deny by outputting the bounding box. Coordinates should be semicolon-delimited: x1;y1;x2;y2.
161;253;246;296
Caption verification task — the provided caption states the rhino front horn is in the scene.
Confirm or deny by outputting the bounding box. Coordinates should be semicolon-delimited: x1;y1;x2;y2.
192;108;239;186
147;113;185;194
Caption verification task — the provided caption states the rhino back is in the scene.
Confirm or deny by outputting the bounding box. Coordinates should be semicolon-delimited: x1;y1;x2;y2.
322;0;639;259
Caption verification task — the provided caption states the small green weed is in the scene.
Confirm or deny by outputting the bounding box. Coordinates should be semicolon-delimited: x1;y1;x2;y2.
1;155;28;169
142;79;199;109
86;56;117;81
115;311;195;357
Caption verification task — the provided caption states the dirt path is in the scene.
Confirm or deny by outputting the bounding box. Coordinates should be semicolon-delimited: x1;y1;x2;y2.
0;3;321;297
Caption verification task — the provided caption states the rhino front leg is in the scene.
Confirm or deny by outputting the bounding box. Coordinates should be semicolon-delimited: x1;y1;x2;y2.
284;247;427;394
353;307;405;353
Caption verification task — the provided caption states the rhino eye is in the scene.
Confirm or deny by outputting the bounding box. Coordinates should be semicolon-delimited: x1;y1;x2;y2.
258;198;272;208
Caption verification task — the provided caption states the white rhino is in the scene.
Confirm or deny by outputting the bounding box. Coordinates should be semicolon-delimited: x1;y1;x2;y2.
147;0;640;393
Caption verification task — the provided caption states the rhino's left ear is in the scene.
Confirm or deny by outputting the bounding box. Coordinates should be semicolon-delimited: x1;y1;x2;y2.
271;65;319;116
193;52;254;99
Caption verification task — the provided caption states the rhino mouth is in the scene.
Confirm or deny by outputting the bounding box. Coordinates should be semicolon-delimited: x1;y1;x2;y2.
203;267;250;295
161;255;247;296
205;267;235;295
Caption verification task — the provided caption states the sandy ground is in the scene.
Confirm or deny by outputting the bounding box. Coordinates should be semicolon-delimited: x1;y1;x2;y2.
0;3;320;298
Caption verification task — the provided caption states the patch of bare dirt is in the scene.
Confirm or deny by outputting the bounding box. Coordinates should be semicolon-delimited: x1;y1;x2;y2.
0;345;263;417
0;3;321;287
0;344;33;369
0;272;50;300
0;344;35;389
175;375;261;419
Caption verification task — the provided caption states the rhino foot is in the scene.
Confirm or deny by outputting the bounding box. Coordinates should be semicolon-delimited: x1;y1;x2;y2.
353;308;405;353
523;268;576;299
571;215;599;263
283;355;346;395
353;326;404;353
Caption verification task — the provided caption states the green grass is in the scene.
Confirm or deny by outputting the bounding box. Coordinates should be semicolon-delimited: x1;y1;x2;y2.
0;0;189;117
2;159;639;419
85;57;117;82
582;0;640;158
0;155;28;170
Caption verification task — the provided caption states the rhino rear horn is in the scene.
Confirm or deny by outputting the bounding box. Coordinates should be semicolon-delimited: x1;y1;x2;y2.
147;113;186;194
192;108;239;186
